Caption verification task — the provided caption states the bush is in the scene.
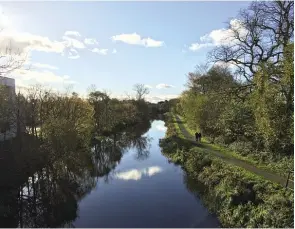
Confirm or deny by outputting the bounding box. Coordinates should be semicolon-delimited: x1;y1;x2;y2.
160;134;294;227
228;141;256;156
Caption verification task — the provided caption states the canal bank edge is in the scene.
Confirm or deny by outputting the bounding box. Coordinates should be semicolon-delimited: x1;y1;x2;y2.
159;113;294;228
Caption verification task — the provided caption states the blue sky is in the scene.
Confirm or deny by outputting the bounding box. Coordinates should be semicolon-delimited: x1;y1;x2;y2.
0;1;251;102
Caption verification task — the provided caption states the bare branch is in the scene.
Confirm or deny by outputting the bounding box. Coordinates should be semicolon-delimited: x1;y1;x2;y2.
209;1;293;83
0;41;27;78
133;83;150;101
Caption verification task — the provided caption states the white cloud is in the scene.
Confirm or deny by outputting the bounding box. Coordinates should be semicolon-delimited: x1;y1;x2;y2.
144;37;164;48
111;33;164;47
156;83;175;89
144;84;152;89
31;62;58;70
13;68;76;85
0;8;84;61
92;48;108;55
155;124;167;132
68;48;80;59
189;43;214;51
63;75;70;80
0;30;65;54
84;38;98;45
189;19;246;52
0;15;110;62
62;35;85;49
0;8;98;64
0;29;87;60
116;166;162;181
201;28;233;46
112;48;117;54
147;167;162;176
64;31;81;37
117;169;142;180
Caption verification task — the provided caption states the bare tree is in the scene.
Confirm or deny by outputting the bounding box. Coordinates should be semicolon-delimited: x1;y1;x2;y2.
133;83;150;101
124;91;133;100
86;84;97;95
0;43;27;78
209;1;294;83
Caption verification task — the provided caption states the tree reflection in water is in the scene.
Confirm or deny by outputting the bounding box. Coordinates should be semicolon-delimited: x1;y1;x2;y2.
0;120;151;228
183;171;220;228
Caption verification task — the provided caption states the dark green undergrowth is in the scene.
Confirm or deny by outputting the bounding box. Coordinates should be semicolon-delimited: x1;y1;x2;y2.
159;116;294;228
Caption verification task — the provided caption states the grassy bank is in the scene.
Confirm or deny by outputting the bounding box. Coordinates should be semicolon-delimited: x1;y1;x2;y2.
176;115;293;178
159;114;294;228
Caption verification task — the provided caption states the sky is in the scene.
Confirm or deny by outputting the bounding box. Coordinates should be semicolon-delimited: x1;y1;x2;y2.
0;1;251;103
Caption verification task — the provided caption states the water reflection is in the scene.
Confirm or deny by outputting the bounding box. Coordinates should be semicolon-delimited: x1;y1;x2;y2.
116;166;163;181
0;120;152;228
91;123;152;178
0;119;220;228
183;170;220;228
155;123;167;132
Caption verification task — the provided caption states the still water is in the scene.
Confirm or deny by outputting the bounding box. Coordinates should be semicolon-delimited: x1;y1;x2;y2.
73;120;219;228
0;120;219;228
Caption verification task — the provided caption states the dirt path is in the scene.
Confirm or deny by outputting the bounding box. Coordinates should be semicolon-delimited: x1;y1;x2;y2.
174;115;293;189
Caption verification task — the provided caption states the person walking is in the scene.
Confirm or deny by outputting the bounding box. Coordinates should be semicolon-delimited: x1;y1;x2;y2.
195;132;198;142
199;132;202;143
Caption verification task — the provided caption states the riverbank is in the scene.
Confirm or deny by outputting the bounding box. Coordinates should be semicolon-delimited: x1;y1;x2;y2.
176;114;293;179
159;114;294;228
173;114;293;188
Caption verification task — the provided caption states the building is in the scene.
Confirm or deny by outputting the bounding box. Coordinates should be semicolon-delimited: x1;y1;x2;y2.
0;77;17;141
0;77;16;97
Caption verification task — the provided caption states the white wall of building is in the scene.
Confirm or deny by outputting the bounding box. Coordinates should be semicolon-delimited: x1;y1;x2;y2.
0;77;16;88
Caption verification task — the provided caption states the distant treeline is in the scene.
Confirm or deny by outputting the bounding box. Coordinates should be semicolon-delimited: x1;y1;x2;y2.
0;83;156;227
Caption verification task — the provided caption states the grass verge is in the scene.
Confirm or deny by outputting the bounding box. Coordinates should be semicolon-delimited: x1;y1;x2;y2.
160;115;294;228
176;114;293;178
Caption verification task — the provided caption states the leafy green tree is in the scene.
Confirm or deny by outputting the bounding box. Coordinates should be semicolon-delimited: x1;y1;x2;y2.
251;44;294;156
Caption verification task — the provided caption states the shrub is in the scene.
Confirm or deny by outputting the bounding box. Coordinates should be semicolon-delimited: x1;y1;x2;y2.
160;131;294;228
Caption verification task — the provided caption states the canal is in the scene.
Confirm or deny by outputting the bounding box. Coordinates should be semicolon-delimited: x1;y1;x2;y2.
73;120;219;228
0;120;219;228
